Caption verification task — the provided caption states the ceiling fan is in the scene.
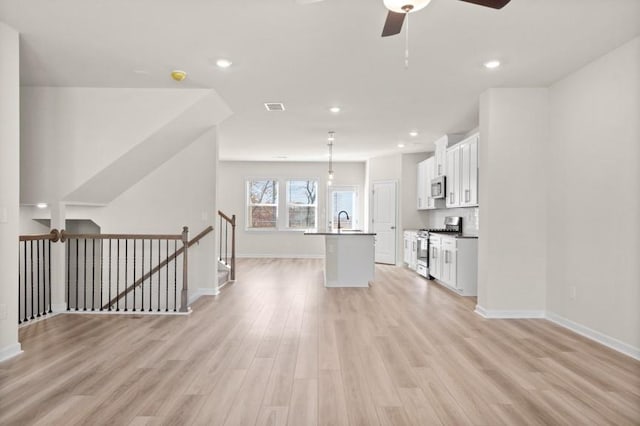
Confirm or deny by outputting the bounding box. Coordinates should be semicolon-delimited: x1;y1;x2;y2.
381;0;511;37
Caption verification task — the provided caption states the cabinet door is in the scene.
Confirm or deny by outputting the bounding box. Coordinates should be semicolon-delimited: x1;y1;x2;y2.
425;158;434;209
461;142;471;206
435;140;447;177
469;137;478;205
403;234;411;265
410;236;418;270
442;239;457;288
446;148;459;207
429;242;440;279
417;161;425;209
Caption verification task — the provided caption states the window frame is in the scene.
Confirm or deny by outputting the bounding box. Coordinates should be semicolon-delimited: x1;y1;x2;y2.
285;178;319;231
245;178;279;231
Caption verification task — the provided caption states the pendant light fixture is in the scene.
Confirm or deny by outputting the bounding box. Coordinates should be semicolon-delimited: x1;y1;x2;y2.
327;131;335;185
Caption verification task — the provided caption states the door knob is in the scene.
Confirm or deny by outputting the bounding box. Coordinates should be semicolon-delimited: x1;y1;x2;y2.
391;226;396;229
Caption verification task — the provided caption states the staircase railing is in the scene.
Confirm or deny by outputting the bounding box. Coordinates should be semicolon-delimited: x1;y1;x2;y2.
218;210;236;281
18;229;60;324
59;226;213;314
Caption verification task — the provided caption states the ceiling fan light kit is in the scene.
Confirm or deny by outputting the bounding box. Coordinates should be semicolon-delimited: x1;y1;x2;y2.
383;0;431;14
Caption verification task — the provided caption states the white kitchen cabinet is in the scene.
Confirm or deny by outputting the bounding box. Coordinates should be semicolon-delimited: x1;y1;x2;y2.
446;133;479;208
430;234;477;296
446;146;461;207
429;234;441;279
434;137;447;177
403;230;418;270
417;160;428;210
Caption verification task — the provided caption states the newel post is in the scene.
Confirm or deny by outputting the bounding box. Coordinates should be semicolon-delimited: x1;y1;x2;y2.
180;226;189;312
230;215;236;281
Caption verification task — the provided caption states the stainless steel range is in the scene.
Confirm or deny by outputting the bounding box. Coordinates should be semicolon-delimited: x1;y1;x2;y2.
416;217;462;278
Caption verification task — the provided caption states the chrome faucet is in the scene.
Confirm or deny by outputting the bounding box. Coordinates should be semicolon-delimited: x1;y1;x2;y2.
337;210;350;231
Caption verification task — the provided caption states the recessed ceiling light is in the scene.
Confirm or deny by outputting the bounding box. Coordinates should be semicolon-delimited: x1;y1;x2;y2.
216;58;232;68
483;60;501;69
329;106;341;113
36;203;48;209
171;70;187;81
397;143;405;148
409;131;418;137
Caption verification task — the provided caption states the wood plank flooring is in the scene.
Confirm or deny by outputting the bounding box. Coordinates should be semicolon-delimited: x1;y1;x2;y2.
1;258;639;425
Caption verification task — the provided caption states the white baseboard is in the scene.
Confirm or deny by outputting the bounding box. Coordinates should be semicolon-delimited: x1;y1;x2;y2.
237;253;324;259
188;287;219;304
474;305;545;319
0;343;23;363
545;311;640;360
63;309;191;316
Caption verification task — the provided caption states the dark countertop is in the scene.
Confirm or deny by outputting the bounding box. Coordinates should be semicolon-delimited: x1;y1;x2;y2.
429;232;478;239
304;231;377;236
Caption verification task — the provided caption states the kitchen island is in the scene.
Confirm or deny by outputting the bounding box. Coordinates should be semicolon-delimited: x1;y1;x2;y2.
304;231;376;287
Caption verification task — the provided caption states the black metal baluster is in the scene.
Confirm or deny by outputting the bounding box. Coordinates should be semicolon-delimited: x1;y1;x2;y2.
116;239;120;311
149;239;153;312
92;239;96;311
18;243;22;324
48;240;52;314
83;239;87;311
133;240;137;311
66;239;70;311
165;239;169;312
23;242;28;322
157;239;161;312
36;240;41;317
108;240;112;311
100;239;104;311
76;239;79;310
124;240;128;312
30;241;34;320
174;240;177;312
219;216;222;261
141;240;144;311
225;224;228;265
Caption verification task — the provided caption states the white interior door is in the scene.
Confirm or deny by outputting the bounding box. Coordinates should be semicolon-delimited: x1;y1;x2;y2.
372;181;397;264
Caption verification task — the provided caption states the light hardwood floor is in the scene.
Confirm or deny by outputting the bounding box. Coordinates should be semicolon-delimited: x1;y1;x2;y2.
1;258;639;425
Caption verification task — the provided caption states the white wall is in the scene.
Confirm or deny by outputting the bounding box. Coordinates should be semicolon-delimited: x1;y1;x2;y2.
477;88;548;314
0;22;21;361
218;161;366;258
20;87;229;205
546;37;640;351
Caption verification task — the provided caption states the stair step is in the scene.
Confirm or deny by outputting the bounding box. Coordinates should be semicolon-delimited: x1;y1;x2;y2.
218;270;229;286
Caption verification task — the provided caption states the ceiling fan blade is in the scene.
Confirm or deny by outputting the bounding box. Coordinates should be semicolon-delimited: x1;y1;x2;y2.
458;0;511;9
381;11;406;37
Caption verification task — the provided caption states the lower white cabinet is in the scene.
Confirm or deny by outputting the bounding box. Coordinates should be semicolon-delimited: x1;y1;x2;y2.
429;234;477;296
403;230;418;270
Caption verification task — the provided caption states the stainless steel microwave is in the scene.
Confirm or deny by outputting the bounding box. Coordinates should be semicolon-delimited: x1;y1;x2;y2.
430;176;446;199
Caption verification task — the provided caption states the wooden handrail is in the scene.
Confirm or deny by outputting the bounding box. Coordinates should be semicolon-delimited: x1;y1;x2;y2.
218;210;235;225
19;229;60;242
101;226;213;310
60;231;182;242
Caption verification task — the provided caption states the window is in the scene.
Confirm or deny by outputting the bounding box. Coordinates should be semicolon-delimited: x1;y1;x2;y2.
286;179;318;230
328;186;358;231
246;179;278;229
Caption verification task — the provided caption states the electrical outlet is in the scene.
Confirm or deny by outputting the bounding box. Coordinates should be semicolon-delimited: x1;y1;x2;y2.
0;304;7;320
569;286;577;300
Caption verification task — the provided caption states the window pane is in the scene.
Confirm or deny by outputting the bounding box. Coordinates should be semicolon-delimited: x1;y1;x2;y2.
288;206;316;229
249;180;277;204
249;206;277;228
288;180;316;205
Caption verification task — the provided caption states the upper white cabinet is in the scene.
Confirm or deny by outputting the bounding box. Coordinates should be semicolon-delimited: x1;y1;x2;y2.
417;159;428;210
434;134;464;177
446;133;479;208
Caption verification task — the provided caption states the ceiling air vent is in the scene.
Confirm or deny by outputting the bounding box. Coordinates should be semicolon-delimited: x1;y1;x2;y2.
264;102;285;112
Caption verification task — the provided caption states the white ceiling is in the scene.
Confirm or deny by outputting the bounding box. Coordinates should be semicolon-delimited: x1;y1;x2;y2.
1;0;639;161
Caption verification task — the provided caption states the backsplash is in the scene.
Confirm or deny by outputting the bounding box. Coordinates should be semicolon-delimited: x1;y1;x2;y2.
426;207;479;235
